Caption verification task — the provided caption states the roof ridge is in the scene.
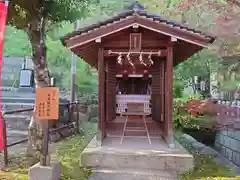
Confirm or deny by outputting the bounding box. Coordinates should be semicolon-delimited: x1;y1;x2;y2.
123;1;145;12
61;5;215;45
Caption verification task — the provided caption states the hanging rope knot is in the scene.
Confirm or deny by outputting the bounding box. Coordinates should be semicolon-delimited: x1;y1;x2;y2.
139;51;143;62
148;51;153;66
117;53;123;65
127;52;134;67
127;51;130;61
139;51;147;66
108;50;112;55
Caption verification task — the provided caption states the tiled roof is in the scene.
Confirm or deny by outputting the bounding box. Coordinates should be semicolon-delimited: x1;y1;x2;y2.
62;2;215;43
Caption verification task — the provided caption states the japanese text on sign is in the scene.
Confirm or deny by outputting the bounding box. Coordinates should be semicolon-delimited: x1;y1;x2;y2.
35;87;59;120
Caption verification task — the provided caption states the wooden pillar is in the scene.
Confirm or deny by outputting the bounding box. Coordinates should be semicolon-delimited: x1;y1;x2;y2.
164;43;174;148
106;57;116;122
151;57;164;122
151;58;160;121
160;59;165;122
97;46;105;145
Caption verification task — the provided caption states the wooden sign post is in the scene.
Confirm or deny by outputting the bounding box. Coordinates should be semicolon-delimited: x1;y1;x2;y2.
35;87;59;166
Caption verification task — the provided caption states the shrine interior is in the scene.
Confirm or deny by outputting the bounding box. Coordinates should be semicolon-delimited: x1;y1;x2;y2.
116;77;151;95
106;53;165;145
101;29;168;145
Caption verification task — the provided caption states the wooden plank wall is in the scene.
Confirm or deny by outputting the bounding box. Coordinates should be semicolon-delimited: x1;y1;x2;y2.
106;57;116;121
151;57;165;122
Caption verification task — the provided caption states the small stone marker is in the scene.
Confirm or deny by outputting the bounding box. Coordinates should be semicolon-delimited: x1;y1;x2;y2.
29;160;61;180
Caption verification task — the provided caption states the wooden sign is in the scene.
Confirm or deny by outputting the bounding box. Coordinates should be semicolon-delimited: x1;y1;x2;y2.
130;33;142;51
35;87;59;120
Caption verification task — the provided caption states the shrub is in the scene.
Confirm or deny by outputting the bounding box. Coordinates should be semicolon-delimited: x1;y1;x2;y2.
173;81;184;98
87;104;98;121
173;96;217;131
173;98;193;129
183;99;217;117
79;93;98;106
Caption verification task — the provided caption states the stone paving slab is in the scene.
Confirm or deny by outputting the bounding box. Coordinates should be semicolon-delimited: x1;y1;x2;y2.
89;168;178;180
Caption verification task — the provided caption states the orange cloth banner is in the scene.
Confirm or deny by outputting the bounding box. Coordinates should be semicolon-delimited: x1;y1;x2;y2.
0;1;8;150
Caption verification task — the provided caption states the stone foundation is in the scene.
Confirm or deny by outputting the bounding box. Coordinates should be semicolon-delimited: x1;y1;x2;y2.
80;135;194;179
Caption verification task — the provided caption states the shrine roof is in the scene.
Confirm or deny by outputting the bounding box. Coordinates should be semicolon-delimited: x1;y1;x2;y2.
61;2;215;46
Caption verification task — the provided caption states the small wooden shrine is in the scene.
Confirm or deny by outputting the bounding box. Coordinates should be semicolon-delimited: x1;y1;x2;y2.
61;3;215;147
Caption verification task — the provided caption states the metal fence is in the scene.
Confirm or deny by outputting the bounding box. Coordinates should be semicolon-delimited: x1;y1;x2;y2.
1;101;80;167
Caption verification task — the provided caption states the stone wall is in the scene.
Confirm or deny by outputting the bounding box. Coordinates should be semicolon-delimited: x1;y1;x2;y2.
215;130;240;166
214;98;240;166
2;56;33;87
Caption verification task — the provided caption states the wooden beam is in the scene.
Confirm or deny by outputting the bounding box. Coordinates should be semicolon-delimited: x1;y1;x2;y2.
97;46;105;145
103;39;169;49
104;49;167;57
165;43;174;148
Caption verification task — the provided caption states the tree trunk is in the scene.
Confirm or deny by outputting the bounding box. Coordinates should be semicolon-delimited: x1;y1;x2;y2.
26;16;50;161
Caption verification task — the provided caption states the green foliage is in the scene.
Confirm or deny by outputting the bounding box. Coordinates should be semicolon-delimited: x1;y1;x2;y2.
220;80;240;91
7;0;95;29
174;50;218;82
173;98;193;130
79;93;98;105
188;93;204;101
0;154;38;180
4;0;237;94
87;104;98;121
173;94;204;130
173;80;184;98
3;26;31;56
44;0;91;23
0;122;97;180
4;0;128;92
0;172;28;180
46;21;98;92
56;122;97;180
3;22;98;91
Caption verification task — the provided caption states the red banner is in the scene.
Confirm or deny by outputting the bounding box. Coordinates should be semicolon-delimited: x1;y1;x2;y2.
0;1;8;150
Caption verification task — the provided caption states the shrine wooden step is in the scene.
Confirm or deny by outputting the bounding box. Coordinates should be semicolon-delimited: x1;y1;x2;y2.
106;129;162;137
107;126;162;137
125;122;145;127
112;117;159;124
124;129;148;136
125;127;146;131
107;122;160;131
